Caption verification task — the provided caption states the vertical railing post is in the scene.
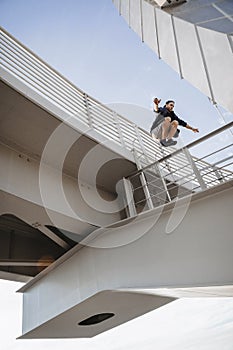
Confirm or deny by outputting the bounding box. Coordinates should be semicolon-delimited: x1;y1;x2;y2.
183;147;207;190
151;162;172;203
133;126;172;204
139;172;154;210
213;165;224;183
122;177;137;217
132;149;154;211
83;93;93;128
113;112;126;148
133;125;150;165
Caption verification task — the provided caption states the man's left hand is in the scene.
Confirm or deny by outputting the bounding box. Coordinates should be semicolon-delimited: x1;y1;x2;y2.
193;128;199;133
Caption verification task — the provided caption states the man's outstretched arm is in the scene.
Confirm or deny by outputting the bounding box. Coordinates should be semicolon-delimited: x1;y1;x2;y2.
153;97;161;112
185;124;199;133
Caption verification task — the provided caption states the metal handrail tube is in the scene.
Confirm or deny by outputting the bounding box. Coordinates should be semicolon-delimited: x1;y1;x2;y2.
95;130;121;143
91;112;116;125
138;173;191;196
0;33;86;101
1;52;88;114
139;139;157;150
132;178;171;193
158;160;192;177
194;144;233;165
127;122;233;179
159;170;197;186
200;161;233;179
94;130;120;141
1;27;151;148
160;159;192;174
1;39;85;103
211;156;233;168
200;169;220;180
93;121;120;133
119;119;138;126
197;157;233;175
146;177;195;194
148;165;193;185
92;121;118;128
1;58;83;117
134;195;167;207
197;156;233;174
1;25;233;196
201;156;233;172
90;110;114;122
119;121;139;130
0;28;89;97
90;112;119;125
201;176;227;188
121;128;137;137
162;171;198;186
145;168;194;186
133;184;193;206
89;103;114;117
1;56;92;125
168;177;198;190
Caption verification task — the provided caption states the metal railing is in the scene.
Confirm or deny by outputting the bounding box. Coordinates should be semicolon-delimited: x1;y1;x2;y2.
125;122;233;215
1;26;233;216
1;26;206;171
0;26;161;161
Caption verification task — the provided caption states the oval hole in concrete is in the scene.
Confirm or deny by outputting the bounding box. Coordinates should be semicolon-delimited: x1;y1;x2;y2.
78;312;115;326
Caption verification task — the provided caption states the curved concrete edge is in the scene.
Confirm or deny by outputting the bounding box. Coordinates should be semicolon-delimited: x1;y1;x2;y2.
18;289;175;338
18;178;233;294
112;0;233;113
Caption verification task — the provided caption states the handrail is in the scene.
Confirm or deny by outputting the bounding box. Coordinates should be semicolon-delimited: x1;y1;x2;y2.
127;122;233;178
1;25;232;193
0;26;148;136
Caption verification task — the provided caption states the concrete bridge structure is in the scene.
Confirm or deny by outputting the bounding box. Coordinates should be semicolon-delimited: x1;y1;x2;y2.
113;0;233;113
0;0;233;338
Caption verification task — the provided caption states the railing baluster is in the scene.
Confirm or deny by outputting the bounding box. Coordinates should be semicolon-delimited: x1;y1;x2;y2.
182;147;207;190
1;25;232;220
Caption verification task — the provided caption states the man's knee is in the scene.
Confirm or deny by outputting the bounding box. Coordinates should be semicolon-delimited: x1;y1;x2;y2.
171;120;179;127
164;117;171;123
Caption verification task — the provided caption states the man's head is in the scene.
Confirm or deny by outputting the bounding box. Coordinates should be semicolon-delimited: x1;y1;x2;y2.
165;100;175;111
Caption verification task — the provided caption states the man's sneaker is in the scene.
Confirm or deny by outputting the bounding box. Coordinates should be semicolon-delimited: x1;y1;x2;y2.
160;139;168;146
166;139;177;146
160;139;177;147
173;129;180;138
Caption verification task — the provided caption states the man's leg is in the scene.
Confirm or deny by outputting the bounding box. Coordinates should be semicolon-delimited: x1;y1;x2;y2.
160;118;177;147
167;120;179;139
161;117;172;140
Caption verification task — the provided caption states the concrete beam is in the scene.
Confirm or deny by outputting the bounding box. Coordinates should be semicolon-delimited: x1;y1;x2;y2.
19;181;233;338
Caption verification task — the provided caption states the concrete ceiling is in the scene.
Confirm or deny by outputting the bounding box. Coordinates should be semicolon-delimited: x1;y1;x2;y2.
0;80;137;281
0;80;136;193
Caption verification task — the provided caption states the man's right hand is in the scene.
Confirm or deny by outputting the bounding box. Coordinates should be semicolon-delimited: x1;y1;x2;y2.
153;98;161;105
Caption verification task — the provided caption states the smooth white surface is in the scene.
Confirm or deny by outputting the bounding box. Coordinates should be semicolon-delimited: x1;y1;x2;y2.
156;9;179;72
1;279;233;349
129;0;142;39
0;0;233;348
142;1;158;54
174;17;211;96
20;183;233;336
114;0;233;113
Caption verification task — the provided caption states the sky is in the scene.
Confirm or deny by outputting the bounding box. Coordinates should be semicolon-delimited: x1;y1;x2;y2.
0;0;233;349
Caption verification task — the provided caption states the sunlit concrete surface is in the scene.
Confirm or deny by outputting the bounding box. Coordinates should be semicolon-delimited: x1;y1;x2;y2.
113;0;233;113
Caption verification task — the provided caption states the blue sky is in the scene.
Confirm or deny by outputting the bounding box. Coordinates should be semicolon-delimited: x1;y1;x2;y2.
0;0;229;136
0;0;233;349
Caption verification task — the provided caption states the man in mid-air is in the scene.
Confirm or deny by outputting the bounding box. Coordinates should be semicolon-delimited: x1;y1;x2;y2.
150;98;199;147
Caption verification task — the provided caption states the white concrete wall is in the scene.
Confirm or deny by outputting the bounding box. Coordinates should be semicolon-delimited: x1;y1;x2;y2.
20;182;233;334
0;144;122;228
